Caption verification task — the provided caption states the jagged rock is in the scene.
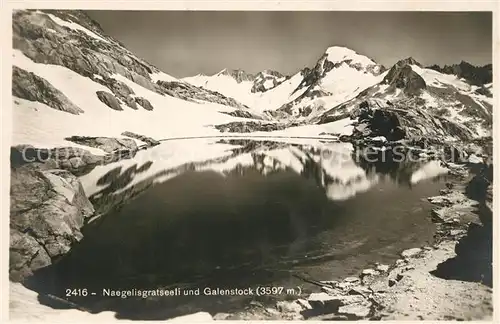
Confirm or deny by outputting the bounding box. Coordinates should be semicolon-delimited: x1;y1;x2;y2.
96;91;122;110
64;135;138;153
121;131;160;147
134;97;154;111
10;168;94;281
12;66;84;114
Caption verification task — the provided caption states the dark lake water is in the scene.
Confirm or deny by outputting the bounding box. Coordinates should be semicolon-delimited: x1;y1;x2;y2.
28;139;448;319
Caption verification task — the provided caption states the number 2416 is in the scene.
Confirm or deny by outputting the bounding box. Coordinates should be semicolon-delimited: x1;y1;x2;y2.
65;289;88;297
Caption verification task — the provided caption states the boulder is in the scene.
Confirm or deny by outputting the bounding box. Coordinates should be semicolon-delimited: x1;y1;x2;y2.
12;66;83;115
96;91;123;110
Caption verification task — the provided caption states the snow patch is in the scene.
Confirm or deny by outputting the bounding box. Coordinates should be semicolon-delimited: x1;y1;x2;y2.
44;12;110;44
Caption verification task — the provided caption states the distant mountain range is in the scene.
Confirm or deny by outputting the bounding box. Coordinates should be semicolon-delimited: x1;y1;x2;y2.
426;61;492;87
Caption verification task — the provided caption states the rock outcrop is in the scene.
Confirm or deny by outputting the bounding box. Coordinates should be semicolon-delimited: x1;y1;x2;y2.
64;136;138;153
12;66;84;114
134;97;154;111
96;91;123;111
10;167;94;281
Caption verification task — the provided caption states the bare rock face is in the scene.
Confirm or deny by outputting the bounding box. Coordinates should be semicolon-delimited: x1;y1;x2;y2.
382;58;427;95
96;90;122;110
10;168;94;281
12;66;84;114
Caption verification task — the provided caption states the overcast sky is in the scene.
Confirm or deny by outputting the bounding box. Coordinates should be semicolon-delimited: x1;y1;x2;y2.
86;11;492;78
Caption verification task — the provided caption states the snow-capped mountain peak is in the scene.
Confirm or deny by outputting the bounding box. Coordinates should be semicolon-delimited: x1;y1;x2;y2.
324;46;378;68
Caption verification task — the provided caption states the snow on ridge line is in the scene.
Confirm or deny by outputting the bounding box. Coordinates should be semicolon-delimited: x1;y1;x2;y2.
324;46;377;66
150;70;178;83
410;64;471;92
41;11;111;44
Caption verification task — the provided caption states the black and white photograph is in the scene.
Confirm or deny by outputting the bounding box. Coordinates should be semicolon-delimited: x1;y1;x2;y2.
5;5;496;322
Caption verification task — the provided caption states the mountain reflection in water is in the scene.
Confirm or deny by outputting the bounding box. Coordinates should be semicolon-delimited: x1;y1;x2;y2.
29;139;447;320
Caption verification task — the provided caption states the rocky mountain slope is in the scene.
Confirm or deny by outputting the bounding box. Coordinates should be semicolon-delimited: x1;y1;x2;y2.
312;58;493;142
427;61;493;87
12;9;260;151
